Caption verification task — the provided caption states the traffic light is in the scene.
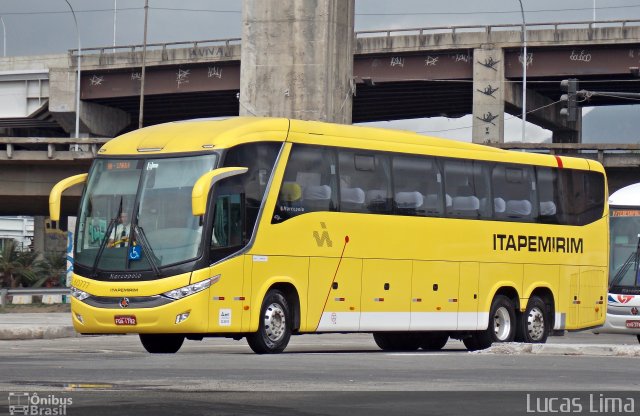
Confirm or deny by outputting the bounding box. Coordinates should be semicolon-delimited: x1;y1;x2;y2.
560;78;578;122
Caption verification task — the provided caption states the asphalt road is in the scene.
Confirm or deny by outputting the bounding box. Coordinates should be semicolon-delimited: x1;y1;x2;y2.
1;332;639;416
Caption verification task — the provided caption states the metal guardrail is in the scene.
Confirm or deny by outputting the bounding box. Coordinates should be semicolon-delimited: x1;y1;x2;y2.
0;288;70;307
70;37;242;57
354;18;640;39
67;19;640;57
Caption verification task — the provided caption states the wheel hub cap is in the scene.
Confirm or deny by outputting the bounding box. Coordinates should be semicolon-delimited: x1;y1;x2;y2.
527;307;545;341
493;306;512;341
264;303;286;342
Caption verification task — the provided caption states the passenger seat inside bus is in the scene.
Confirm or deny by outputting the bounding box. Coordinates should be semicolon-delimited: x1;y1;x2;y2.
505;199;532;218
395;191;424;215
303;184;332;211
340;187;365;212
449;185;480;217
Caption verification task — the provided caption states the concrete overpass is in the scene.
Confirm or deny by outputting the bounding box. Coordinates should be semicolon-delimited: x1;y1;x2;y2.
1;18;640;216
1;19;639;143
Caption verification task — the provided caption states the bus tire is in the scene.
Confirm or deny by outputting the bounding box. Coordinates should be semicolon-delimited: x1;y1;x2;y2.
464;295;514;351
489;295;516;343
419;332;449;351
637;335;640;344
462;331;492;351
373;332;420;351
246;290;292;354
139;334;184;354
517;296;550;343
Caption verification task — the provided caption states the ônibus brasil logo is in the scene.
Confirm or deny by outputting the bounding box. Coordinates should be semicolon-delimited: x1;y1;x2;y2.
8;392;72;415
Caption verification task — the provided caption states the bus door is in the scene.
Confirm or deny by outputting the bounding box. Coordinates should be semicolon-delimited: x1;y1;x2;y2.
360;259;412;331
410;261;460;330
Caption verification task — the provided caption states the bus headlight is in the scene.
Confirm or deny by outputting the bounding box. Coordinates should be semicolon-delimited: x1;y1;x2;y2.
162;278;214;300
70;286;90;301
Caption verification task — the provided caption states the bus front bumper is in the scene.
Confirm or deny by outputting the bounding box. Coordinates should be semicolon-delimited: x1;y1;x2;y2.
70;289;210;334
593;313;640;335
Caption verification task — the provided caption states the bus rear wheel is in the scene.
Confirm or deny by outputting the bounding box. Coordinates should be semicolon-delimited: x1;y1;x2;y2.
246;290;292;354
490;295;516;343
464;295;515;351
139;334;185;354
373;332;420;351
516;296;550;343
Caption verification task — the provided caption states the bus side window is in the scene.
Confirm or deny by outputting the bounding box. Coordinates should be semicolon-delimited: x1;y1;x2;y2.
392;155;442;217
558;169;605;226
272;145;337;223
444;159;490;219
536;167;561;224
339;151;391;214
492;164;536;222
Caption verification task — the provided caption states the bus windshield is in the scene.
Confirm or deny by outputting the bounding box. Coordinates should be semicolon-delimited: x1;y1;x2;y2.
76;154;218;272
609;208;640;292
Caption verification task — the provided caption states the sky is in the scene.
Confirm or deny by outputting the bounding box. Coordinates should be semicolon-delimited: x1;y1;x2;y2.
0;0;638;142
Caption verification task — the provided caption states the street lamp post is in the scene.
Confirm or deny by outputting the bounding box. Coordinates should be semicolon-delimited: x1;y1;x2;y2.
64;0;81;140
0;16;6;57
517;0;527;142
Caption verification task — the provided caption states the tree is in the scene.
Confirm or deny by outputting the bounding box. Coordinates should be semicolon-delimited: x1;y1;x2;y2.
38;252;67;287
0;240;43;288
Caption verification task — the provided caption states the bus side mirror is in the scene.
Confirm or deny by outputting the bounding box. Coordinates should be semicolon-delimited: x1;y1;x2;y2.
49;173;88;221
192;167;248;216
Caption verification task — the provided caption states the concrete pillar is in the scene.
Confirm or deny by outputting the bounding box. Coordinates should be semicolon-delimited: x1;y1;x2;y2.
33;216;45;258
472;48;505;144
240;0;355;123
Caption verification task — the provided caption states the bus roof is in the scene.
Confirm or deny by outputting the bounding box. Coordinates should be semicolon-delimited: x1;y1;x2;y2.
609;183;640;207
97;117;603;172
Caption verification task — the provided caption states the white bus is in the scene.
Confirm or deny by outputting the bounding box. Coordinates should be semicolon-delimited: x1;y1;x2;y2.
598;183;640;342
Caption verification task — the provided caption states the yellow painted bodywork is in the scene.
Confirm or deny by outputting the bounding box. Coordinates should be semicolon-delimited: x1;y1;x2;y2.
49;173;88;221
67;117;608;335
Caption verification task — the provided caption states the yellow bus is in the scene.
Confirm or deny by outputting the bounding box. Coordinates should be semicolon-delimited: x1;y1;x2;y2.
50;117;608;354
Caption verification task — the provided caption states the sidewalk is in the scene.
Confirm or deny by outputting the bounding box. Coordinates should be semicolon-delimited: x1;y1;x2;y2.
0;313;77;340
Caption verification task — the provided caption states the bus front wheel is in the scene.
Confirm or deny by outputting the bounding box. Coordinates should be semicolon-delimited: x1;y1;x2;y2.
517;296;550;343
246;290;292;354
139;334;185;354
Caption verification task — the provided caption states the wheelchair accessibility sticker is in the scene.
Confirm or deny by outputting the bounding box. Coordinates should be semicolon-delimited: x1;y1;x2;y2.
128;245;142;261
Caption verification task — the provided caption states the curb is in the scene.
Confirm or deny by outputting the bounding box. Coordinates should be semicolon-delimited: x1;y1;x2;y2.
0;326;78;341
480;342;640;357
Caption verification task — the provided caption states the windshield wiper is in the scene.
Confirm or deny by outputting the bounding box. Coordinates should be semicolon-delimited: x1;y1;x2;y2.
133;224;161;277
90;199;123;277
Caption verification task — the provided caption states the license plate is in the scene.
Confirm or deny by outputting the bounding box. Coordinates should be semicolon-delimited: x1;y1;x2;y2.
115;315;137;326
625;320;640;329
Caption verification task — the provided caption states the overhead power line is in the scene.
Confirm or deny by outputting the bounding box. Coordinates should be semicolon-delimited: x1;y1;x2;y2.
3;3;640;17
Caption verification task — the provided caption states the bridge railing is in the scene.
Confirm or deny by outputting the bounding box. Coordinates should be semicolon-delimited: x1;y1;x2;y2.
0;137;637;166
0;137;109;161
355;18;640;39
70;37;242;58
489;142;640;167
